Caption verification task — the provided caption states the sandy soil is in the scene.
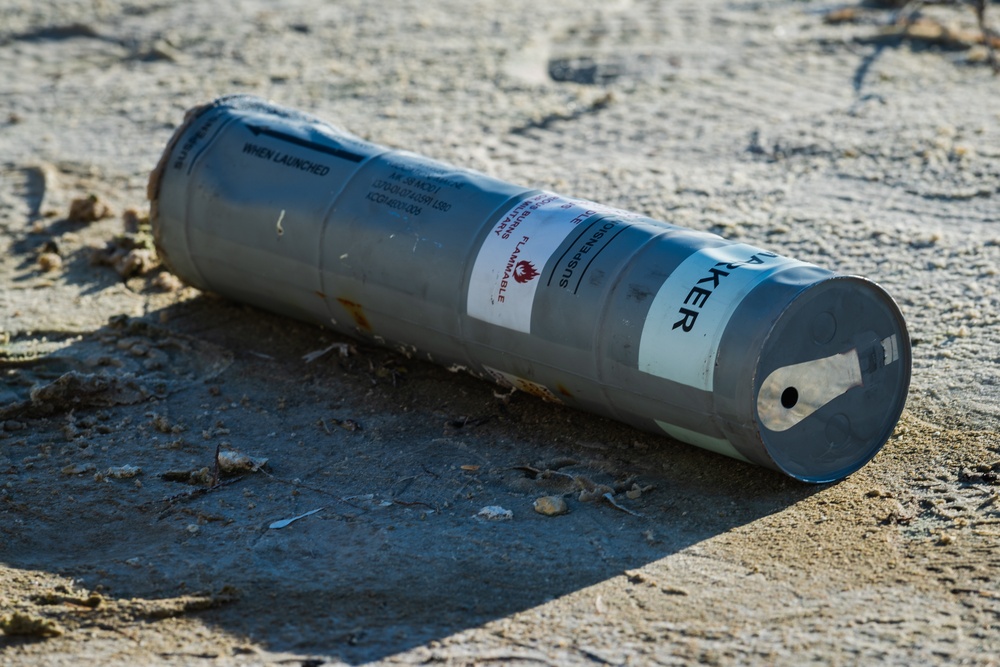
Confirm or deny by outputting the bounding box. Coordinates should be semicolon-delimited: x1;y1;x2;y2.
2;0;999;665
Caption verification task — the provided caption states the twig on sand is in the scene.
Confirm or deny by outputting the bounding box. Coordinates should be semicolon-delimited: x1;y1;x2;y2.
148;476;246;518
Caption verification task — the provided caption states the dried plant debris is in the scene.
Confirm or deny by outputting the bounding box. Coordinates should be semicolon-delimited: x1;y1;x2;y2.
127;588;239;620
162;467;216;486
515;466;648;517
30;588;103;609
476;505;513;520
0;581;235;644
98;464;142;480
91;209;159;278
302;342;352;363
827;0;1000;71
576;477;616;503
318;417;363;433
0;371;154;420
216;448;268;474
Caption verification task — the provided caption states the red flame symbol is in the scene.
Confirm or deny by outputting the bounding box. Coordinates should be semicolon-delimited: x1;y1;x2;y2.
513;260;539;284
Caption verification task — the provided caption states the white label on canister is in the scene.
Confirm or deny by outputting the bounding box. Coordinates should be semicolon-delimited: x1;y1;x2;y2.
468;192;634;332
639;243;805;391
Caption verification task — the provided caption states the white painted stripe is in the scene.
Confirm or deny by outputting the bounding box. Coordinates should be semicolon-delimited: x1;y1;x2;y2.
639;243;806;391
655;420;750;463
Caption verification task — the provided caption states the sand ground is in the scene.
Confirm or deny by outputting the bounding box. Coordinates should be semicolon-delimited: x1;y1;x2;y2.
1;0;999;664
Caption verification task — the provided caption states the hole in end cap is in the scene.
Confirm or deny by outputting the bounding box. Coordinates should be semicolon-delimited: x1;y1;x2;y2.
781;387;799;409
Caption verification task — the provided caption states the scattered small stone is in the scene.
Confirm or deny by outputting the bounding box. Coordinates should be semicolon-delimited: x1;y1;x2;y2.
477;505;513;521
3;420;26;432
533;495;569;516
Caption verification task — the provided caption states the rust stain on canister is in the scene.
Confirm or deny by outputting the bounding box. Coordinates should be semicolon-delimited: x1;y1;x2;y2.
337;298;372;332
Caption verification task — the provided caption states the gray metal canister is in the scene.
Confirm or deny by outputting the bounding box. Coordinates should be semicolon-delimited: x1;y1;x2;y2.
149;95;910;483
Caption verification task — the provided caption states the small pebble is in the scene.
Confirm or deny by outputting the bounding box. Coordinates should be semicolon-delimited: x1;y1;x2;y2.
533;495;568;516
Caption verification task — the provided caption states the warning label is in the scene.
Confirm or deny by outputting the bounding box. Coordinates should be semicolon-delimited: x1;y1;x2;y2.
467;192;628;333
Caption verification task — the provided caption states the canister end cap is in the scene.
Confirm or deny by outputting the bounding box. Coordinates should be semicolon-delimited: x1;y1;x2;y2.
755;276;911;482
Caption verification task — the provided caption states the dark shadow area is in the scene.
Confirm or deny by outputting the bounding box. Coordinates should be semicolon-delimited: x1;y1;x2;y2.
1;295;823;663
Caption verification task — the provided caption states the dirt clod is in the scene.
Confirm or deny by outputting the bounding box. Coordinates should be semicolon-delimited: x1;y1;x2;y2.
67;195;112;223
0;612;64;638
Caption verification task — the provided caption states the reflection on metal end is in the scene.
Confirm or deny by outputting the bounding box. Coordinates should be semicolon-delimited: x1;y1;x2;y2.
882;334;899;366
757;349;863;433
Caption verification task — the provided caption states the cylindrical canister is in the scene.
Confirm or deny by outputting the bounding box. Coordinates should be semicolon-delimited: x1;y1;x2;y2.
149;95;910;483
